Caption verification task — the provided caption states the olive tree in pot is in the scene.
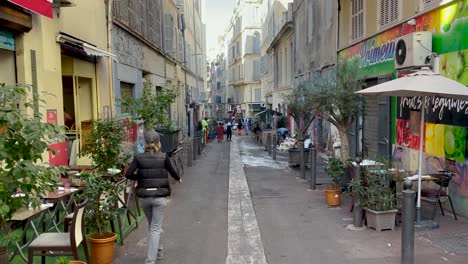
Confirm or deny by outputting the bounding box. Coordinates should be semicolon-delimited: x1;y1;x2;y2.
283;83;316;179
324;158;347;206
79;118;129;264
0;84;65;263
301;59;365;162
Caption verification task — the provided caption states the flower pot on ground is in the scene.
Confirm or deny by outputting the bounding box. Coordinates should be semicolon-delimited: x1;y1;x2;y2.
324;158;347;206
78;118;129;264
69;261;87;264
362;162;397;231
79;172;121;264
0;84;66;259
288;148;309;167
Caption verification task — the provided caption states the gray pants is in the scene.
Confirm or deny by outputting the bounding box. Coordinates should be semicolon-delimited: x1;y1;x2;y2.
142;197;169;264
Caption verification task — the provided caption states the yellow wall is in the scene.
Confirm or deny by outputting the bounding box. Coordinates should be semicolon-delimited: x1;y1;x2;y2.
59;0;108;50
14;2;111;166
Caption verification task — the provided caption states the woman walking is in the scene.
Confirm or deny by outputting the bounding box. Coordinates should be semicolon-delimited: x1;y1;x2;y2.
216;122;225;143
125;131;182;264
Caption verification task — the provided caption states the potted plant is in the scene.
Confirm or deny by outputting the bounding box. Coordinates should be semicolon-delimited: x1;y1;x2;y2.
79;118;129;264
283;83;316;178
119;82;179;136
324;157;347;206
0;84;65;263
79;171;123;264
362;165;398;231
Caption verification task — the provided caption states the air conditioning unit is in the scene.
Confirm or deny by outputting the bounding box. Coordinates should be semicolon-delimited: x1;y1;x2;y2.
394;31;432;70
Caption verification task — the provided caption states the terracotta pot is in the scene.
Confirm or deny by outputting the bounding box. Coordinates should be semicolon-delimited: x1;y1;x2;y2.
0;246;8;264
69;261;87;264
88;232;117;264
324;188;341;206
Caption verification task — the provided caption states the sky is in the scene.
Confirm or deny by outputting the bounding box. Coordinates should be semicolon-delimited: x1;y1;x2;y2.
205;0;236;61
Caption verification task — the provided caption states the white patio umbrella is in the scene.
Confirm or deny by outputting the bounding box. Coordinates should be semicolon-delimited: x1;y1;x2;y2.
355;69;468;218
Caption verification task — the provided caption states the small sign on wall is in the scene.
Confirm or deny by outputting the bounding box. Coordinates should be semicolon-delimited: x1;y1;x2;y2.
46;109;68;165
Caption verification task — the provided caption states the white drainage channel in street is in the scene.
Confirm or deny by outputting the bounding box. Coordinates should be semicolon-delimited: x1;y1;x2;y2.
226;140;268;264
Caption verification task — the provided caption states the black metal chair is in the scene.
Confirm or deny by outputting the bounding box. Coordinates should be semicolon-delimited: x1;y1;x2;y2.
27;199;89;264
420;171;457;220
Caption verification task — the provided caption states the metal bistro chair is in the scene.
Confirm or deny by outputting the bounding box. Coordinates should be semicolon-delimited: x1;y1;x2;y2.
27;200;90;264
420;171;458;221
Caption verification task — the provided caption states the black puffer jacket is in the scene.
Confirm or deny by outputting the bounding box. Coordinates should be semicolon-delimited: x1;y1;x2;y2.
125;151;180;198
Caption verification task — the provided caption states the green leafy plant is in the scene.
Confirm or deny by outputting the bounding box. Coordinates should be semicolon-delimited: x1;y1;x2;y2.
55;256;68;264
79;118;130;173
119;81;178;130
79;171;123;238
363;165;396;211
324;157;347;189
0;84;65;247
347;177;366;207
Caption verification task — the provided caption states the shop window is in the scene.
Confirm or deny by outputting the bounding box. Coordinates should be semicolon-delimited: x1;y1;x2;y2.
378;0;401;30
351;0;364;41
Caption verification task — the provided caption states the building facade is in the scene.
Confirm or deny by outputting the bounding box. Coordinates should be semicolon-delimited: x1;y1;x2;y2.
261;0;294;131
338;0;468;217
227;0;263;118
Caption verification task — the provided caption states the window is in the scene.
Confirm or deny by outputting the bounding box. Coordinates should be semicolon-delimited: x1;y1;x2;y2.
253;31;260;53
351;0;364;41
236;42;240;58
163;14;175;53
420;0;440;10
307;0;314;43
253;60;260;81
324;0;333;29
378;0;401;29
255;88;261;102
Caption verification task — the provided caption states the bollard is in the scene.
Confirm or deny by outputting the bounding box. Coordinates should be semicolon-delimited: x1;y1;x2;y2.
198;136;202;155
267;133;272;155
272;134;277;160
353;160;362;227
309;146;316;190
193;137;197;160
401;182;416;264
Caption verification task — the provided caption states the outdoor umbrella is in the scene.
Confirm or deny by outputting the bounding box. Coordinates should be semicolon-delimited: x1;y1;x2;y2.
355;69;468;222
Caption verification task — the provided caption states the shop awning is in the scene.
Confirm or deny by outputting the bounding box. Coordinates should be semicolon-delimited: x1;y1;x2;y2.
8;0;53;19
56;34;118;61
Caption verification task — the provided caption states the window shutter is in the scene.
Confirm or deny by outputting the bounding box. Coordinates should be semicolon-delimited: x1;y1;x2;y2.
255;88;261;102
379;0;400;28
351;0;364;41
164;14;174;53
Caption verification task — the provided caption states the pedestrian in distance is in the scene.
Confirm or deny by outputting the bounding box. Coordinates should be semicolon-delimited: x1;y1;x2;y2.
202;117;209;143
237;119;243;136
226;122;233;141
125;131;182;264
216;122;225;143
253;123;262;143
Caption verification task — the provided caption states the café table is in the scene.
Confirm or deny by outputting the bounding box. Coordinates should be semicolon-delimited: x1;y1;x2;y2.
42;187;81;232
9;204;54;262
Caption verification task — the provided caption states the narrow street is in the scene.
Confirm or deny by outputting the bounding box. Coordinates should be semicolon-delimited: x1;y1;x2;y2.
114;135;468;264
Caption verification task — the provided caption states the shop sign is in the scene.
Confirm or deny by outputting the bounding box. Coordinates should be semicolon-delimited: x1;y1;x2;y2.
0;28;15;51
8;0;53;19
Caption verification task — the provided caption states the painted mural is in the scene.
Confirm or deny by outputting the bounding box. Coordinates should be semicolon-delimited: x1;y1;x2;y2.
339;0;468;217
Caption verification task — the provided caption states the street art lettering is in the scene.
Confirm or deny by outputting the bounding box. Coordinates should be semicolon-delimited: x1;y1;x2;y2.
431;96;468;119
359;39;396;67
399;97;423;117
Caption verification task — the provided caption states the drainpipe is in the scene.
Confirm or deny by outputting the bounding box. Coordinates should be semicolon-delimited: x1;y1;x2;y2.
107;0;114;116
336;0;341;54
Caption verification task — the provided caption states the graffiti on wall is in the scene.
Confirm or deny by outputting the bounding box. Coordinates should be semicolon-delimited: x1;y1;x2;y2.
339;1;468;216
